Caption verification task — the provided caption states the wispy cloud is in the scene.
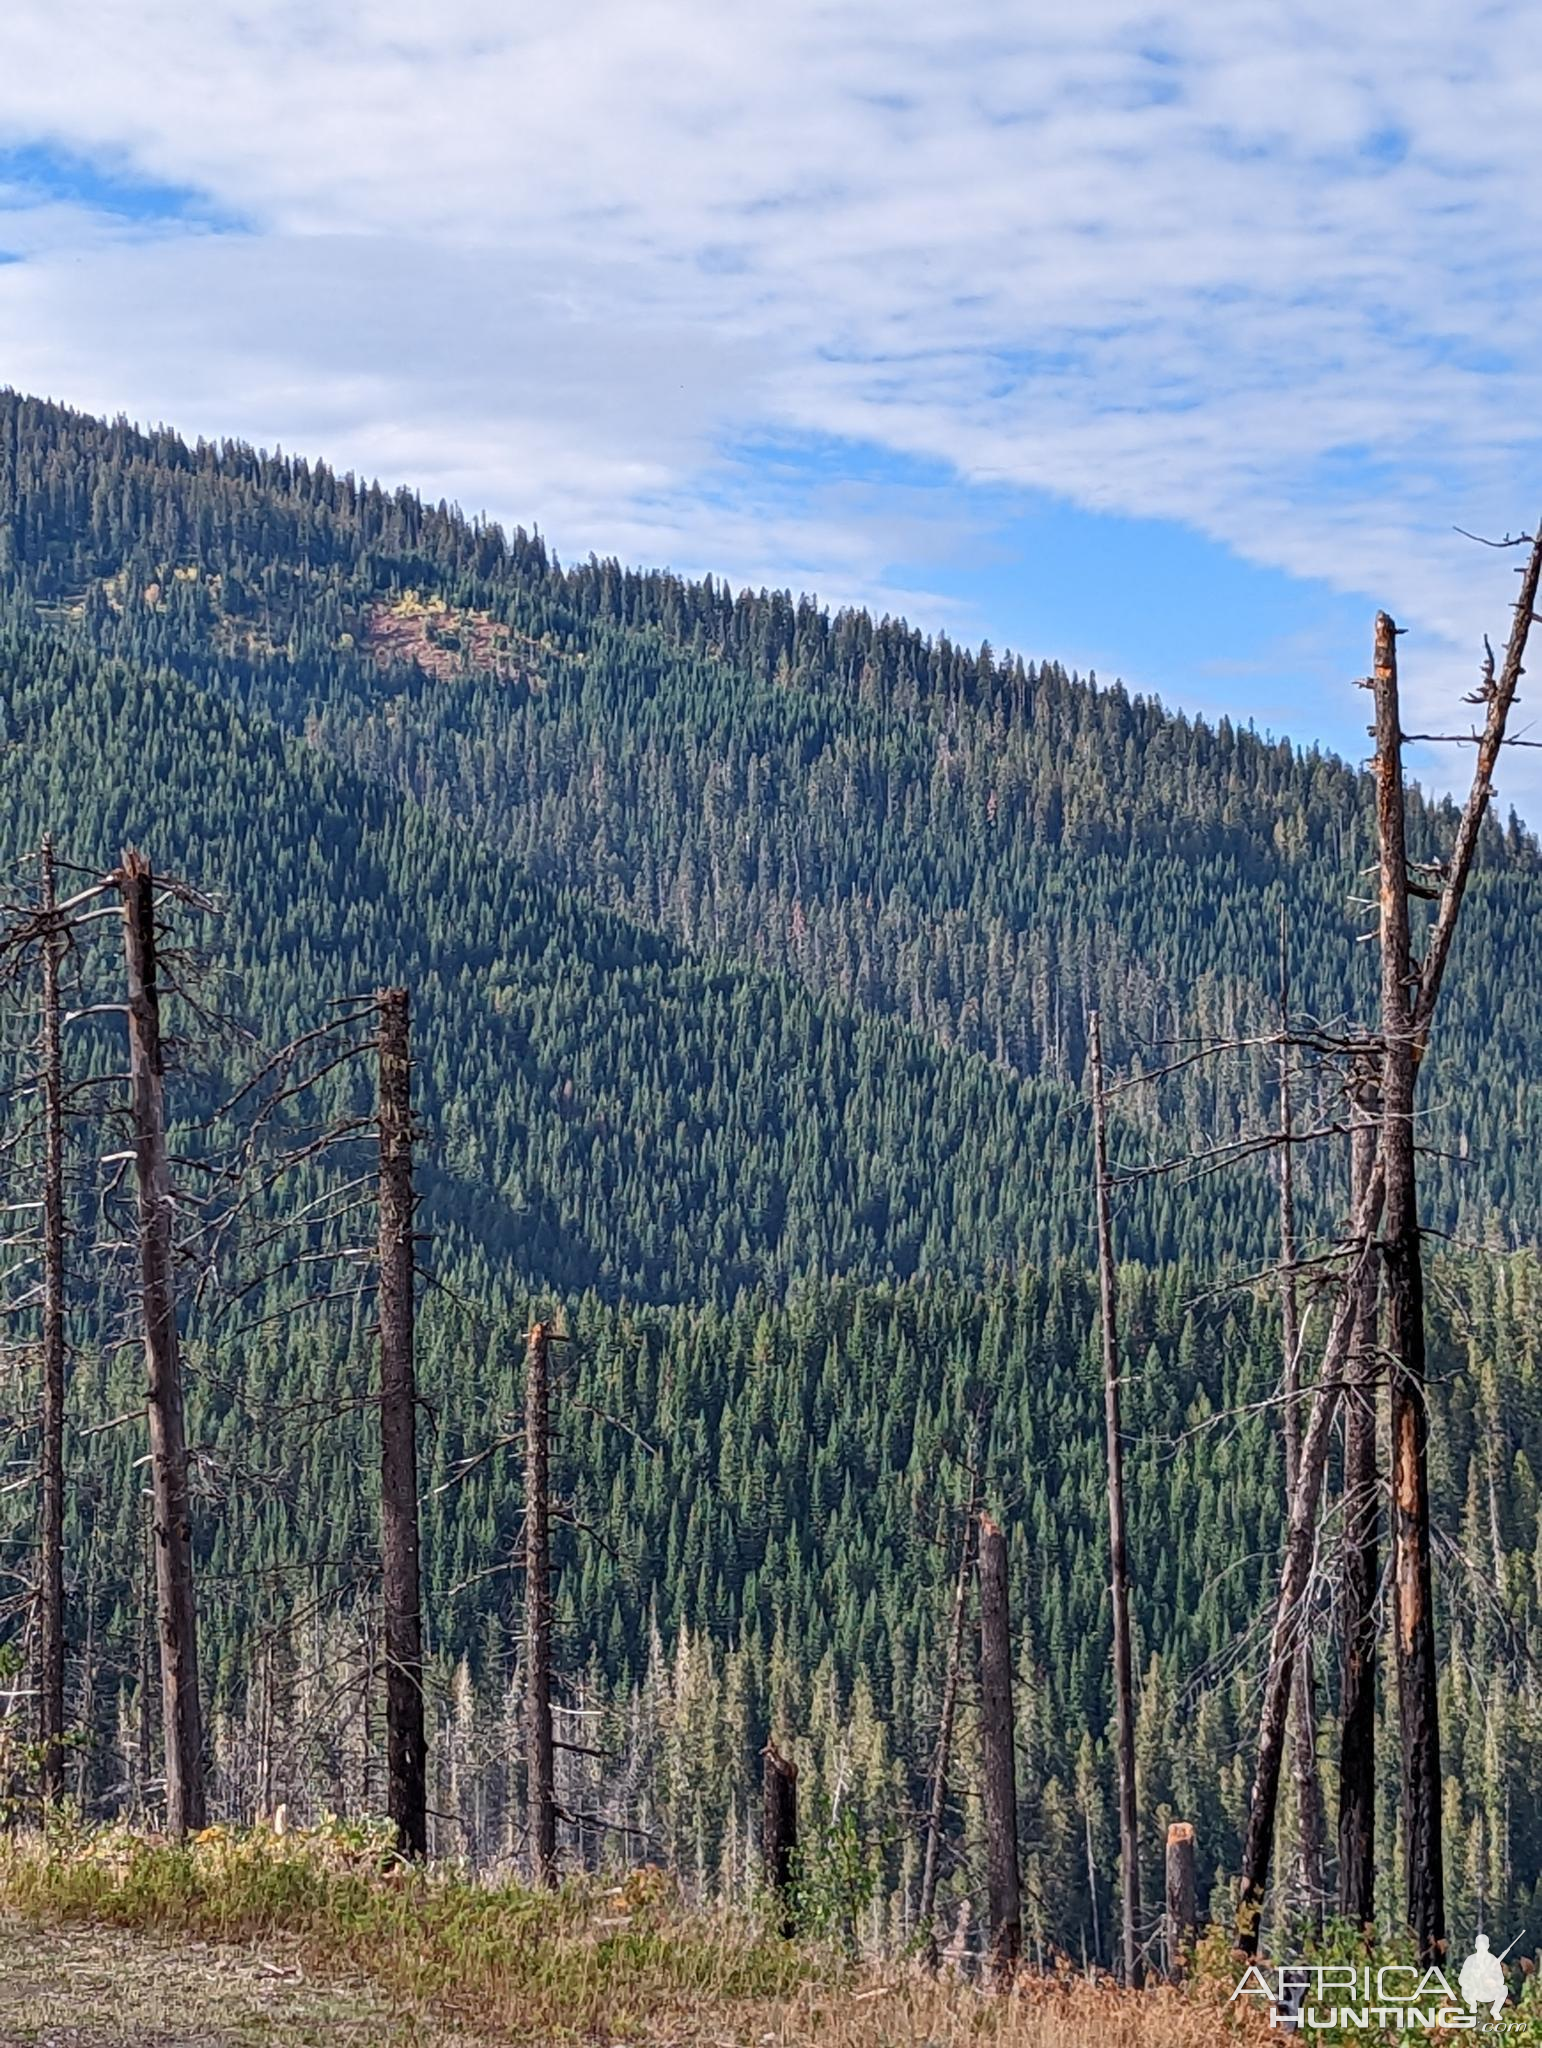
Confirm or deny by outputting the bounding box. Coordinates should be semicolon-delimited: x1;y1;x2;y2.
0;1;1540;780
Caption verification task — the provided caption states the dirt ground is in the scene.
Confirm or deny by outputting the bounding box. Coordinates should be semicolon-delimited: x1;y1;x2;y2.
0;1916;464;2047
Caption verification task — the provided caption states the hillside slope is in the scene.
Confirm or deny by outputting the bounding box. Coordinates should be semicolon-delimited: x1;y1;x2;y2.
3;389;1540;1259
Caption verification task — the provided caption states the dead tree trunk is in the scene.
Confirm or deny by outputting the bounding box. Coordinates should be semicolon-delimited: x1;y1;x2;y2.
120;849;205;1838
1371;614;1444;1962
1164;1822;1197;1979
919;1508;975;1962
1236;1187;1381;1949
377;986;426;1858
524;1317;557;1885
1239;526;1542;1948
1337;1070;1381;1927
1088;1011;1143;1987
977;1511;1021;1985
763;1744;798;1932
38;838;66;1804
1277;912;1325;1924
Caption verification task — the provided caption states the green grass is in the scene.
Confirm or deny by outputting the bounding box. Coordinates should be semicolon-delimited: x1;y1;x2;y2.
0;1817;822;2042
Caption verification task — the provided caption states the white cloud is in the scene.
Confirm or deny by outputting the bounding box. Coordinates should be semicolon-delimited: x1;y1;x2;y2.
1;1;1541;774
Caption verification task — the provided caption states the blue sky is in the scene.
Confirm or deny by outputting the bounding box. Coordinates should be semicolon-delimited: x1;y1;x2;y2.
1;2;1541;796
740;441;1380;760
0;143;232;230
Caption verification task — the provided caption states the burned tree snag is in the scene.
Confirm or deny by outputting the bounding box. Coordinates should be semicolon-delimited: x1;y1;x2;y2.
1088;1011;1143;1987
377;986;426;1859
120;848;205;1838
919;1509;976;1964
1236;1168;1382;1948
37;838;66;1805
1277;913;1325;1925
977;1511;1021;1985
1239;532;1542;1955
1371;615;1444;1962
1337;1070;1381;1927
524;1317;557;1886
1164;1822;1197;1979
762;1743;798;1935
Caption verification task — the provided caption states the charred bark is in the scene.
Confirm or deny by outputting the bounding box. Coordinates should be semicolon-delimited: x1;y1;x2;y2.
762;1743;798;1935
1371;615;1444;1962
38;838;66;1804
377;986;426;1858
121;849;205;1838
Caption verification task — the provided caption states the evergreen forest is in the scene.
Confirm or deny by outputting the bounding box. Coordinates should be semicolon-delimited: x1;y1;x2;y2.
1;388;1539;1963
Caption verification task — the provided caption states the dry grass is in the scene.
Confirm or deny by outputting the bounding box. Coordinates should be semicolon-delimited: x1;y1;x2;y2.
725;1970;1261;2048
0;1823;1268;2047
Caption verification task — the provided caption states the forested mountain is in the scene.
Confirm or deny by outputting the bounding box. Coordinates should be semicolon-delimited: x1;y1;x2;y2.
5;390;1538;1254
1;389;1540;1957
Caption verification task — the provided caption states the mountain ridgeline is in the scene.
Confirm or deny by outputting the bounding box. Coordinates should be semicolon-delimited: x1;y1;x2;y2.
2;389;1542;1953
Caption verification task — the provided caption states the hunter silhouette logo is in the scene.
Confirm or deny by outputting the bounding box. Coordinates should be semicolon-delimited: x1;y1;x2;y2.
1458;1931;1518;2020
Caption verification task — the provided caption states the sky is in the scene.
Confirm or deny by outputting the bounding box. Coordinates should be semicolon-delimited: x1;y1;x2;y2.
1;2;1541;799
